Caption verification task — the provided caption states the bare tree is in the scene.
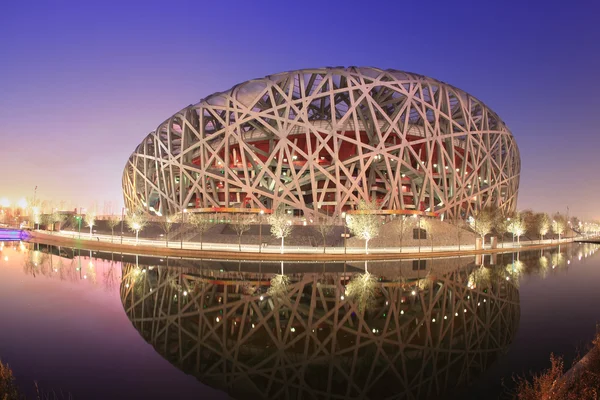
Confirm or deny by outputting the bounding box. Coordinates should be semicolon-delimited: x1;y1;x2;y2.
267;265;290;300
507;213;527;245
454;218;466;251
345;271;377;312
551;214;566;241
31;209;42;230
420;218;435;251
316;217;335;253
188;213;212;250
85;212;96;238
125;210;148;244
268;205;293;254
468;208;497;248
395;215;412;253
50;211;66;231
106;215;121;243
346;200;382;254
157;214;176;247
231;214;252;251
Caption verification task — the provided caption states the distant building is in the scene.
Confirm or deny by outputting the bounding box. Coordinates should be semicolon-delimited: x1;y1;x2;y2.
123;67;520;221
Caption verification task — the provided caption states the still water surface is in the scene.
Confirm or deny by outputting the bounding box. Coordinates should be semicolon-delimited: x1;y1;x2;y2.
0;241;599;399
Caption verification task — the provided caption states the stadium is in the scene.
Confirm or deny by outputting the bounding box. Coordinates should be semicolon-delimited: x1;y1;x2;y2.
123;67;520;221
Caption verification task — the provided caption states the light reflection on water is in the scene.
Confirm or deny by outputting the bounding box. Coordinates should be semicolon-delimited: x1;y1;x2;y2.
0;241;598;399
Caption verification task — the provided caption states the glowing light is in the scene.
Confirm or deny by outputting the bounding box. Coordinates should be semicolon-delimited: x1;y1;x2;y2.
259;295;264;301
411;290;416;295
215;317;220;322
290;327;296;332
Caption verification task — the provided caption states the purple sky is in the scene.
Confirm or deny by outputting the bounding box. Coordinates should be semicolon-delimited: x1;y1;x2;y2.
1;0;599;218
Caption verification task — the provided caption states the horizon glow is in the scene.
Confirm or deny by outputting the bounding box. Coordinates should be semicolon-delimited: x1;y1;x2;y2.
1;0;599;218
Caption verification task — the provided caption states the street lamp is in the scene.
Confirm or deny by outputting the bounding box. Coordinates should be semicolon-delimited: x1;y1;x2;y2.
75;215;82;239
120;207;126;244
259;209;264;253
341;212;347;254
180;208;187;249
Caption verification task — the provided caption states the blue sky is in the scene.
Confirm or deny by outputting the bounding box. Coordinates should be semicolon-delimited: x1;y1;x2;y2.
1;0;599;217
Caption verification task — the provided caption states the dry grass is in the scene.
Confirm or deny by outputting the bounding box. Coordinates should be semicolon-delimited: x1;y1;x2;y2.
0;360;19;400
0;360;72;400
514;332;600;399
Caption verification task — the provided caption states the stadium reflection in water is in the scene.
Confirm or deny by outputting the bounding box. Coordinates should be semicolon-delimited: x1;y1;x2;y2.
120;253;532;400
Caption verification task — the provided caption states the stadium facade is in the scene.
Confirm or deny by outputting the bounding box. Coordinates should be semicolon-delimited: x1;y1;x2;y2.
123;67;520;221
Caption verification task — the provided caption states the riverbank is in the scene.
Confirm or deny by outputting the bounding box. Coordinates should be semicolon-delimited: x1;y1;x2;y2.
515;332;600;399
28;230;578;261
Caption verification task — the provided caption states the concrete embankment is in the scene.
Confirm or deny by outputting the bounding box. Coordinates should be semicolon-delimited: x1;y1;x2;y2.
28;231;574;261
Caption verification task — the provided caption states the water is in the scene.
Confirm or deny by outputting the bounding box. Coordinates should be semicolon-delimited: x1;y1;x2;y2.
0;241;598;399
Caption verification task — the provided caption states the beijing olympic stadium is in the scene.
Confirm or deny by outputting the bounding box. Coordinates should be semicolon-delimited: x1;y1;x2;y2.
123;67;520;221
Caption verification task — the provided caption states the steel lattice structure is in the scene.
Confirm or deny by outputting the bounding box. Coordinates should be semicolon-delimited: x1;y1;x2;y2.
123;67;520;220
121;260;519;399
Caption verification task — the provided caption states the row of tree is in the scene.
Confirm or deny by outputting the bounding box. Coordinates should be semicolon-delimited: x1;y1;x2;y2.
21;202;600;254
467;208;580;246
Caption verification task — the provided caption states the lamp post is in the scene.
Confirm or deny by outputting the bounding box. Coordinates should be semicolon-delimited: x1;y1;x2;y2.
259;209;264;253
76;214;82;239
180;208;187;249
418;214;421;253
342;212;347;254
507;217;514;248
120;207;126;244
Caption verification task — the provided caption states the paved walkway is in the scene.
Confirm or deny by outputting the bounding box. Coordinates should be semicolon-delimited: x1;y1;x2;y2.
31;229;583;258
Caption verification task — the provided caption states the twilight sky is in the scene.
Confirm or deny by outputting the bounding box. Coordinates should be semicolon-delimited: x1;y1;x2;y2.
1;0;599;218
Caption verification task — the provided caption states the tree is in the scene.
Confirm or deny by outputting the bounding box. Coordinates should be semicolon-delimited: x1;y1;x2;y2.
50;210;66;231
125;210;148;244
268;205;293;254
267;262;290;299
420;217;435;251
231;214;252;251
106;214;121;243
0;360;19;400
31;208;42;230
188;213;212;250
316;217;335;253
551;214;566;241
538;213;550;241
346;200;382;254
454;218;467;251
507;213;527;245
157;214;176;248
345;271;377;312
395;215;412;253
468;208;497;248
85;212;96;238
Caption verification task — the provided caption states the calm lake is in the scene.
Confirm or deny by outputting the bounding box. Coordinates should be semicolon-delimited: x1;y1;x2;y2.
0;241;598;399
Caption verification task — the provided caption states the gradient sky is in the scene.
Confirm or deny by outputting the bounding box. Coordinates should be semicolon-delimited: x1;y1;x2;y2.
1;0;599;218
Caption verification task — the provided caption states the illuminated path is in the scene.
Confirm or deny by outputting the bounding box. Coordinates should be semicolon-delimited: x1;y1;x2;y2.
26;230;584;261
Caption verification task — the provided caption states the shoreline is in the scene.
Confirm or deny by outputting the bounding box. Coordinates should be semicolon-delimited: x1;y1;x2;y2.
27;230;583;261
